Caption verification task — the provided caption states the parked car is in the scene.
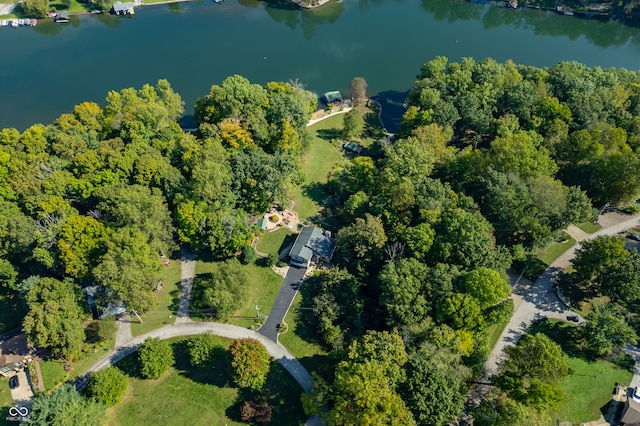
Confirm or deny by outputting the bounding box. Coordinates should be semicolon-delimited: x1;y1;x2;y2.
567;315;579;322
9;375;18;389
628;233;640;242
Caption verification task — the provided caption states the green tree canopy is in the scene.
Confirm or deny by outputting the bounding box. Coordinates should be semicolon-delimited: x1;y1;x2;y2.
86;367;128;407
27;384;105;426
138;337;174;379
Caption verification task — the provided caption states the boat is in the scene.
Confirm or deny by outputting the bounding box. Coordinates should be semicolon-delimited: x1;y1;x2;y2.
17;19;24;26
10;19;18;28
30;19;37;26
0;20;8;26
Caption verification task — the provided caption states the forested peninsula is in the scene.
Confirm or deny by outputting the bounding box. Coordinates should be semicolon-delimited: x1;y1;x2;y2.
2;58;640;424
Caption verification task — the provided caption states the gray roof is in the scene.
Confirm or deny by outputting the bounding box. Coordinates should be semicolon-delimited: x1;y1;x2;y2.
622;395;640;425
113;1;134;12
289;226;335;263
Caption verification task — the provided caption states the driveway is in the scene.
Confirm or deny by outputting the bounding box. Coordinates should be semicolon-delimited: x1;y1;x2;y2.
258;265;307;343
9;369;34;413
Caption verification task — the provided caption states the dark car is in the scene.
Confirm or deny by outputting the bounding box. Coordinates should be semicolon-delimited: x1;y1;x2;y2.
567;315;579;323
9;375;19;389
628;233;640;242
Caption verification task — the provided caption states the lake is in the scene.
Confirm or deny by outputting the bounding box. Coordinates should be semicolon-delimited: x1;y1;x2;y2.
1;0;640;130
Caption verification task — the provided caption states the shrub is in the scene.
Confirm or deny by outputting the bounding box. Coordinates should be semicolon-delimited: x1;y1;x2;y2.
186;333;221;367
86;367;128;407
138;337;174;379
240;245;257;265
230;338;271;391
240;400;272;424
261;253;278;268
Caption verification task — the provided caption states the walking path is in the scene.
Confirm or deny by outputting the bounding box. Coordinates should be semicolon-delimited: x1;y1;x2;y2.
462;213;640;419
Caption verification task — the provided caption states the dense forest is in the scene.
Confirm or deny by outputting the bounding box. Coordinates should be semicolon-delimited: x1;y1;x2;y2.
2;57;640;424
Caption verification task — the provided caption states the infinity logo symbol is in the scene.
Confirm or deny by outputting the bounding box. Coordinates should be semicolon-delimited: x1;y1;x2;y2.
8;406;28;416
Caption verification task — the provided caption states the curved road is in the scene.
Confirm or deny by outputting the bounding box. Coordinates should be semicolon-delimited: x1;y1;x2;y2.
465;213;640;413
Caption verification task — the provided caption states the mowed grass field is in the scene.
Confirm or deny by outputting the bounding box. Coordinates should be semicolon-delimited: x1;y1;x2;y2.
107;337;306;426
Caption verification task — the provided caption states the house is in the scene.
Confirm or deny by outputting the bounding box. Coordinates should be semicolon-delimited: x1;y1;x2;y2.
621;388;640;425
113;1;135;15
83;285;127;319
323;91;342;104
54;12;70;23
288;226;335;268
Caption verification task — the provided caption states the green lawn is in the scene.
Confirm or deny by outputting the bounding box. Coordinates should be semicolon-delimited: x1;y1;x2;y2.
555;352;633;423
131;258;181;337
527;319;634;424
536;235;576;266
108;338;305;426
486;314;511;351
278;293;329;375
256;228;294;258
0;375;15;426
0;289;26;335
575;222;602;234
293;115;346;219
193;260;283;329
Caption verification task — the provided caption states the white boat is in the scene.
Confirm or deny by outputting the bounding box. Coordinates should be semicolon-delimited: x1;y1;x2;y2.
11;19;18;28
0;20;8;26
18;19;24;25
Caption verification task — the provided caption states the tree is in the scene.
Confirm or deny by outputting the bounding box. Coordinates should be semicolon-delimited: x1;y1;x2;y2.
499;333;568;383
463;267;511;310
379;258;431;328
401;354;465;426
310;359;416;426
473;390;551;426
22;278;86;360
572;235;629;293
240;245;256;265
93;227;161;313
191;258;248;320
186;333;221;367
335;213;387;278
27;384;105;426
349;77;368;104
583;303;638;355
430;208;510;272
230;338;271;391
57;215;109;280
437;293;484;331
20;0;48;18
343;108;364;139
86;367;128;407
138;337;174;379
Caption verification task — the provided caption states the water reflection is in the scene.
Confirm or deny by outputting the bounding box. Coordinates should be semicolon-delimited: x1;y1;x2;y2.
243;0;345;39
419;0;640;48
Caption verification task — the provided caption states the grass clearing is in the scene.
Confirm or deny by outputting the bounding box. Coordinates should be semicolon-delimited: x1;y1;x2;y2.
536;235;576;266
131;258;181;337
39;339;115;390
193;260;283;329
278;292;328;374
0;375;15;426
486;315;510;351
256;228;295;258
108;337;305;426
575;222;601;234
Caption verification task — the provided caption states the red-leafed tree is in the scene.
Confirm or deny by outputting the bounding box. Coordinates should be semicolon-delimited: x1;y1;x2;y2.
230;338;271;391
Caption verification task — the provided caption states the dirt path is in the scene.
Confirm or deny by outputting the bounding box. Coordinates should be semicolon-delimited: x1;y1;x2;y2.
114;314;133;348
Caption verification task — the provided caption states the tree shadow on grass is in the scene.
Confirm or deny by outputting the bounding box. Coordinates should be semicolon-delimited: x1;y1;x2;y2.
316;128;343;141
301;182;328;208
113;351;143;379
172;341;232;388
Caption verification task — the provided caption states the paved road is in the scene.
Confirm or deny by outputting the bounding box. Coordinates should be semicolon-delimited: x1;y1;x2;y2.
258;266;307;342
464;213;640;415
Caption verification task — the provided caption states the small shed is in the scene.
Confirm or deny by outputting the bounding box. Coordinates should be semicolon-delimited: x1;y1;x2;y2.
113;1;135;14
288;226;335;268
343;141;363;155
258;217;268;231
323;91;342;104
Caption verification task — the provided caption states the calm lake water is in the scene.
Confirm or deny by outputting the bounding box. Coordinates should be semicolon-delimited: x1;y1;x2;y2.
1;0;640;130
